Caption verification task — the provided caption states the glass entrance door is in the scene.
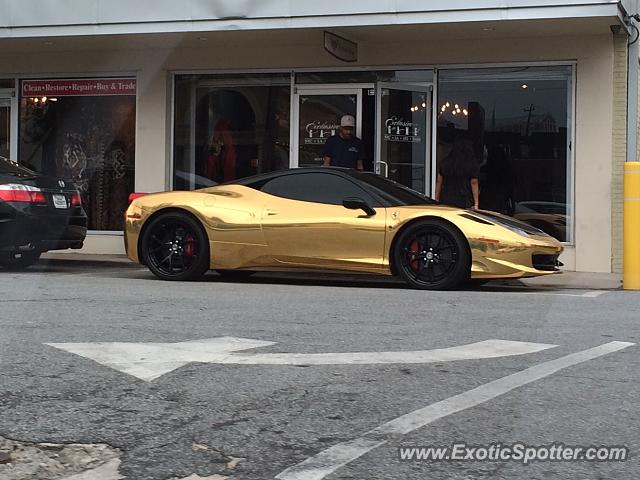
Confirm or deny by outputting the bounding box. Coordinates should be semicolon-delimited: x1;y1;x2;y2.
375;83;432;194
292;87;362;167
0;97;10;158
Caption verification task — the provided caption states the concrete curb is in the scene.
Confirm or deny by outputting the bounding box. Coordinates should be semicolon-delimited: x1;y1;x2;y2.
40;253;138;267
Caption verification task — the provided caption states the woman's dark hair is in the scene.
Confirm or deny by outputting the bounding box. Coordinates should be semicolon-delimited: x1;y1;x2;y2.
440;136;478;178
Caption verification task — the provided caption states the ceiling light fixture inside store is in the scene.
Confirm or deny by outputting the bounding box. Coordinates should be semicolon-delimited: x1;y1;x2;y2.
522;84;528;89
439;101;469;117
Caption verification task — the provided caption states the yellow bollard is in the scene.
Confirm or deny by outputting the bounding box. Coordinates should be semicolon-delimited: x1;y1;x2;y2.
624;162;640;290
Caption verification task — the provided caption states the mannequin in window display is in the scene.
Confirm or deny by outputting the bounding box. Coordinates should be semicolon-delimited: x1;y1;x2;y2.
206;119;237;183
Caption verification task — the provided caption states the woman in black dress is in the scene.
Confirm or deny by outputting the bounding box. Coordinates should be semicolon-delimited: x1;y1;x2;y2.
435;136;480;209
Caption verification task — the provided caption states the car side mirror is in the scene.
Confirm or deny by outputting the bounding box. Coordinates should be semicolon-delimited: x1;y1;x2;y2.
343;197;376;217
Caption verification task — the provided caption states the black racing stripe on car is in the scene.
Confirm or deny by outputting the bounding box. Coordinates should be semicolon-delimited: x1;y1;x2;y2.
476;210;546;235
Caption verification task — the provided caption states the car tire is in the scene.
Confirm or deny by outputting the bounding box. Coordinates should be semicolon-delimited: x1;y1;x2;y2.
0;250;42;270
393;219;470;290
216;270;255;281
140;212;210;281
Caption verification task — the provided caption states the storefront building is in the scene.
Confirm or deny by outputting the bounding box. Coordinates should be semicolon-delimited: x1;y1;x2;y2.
1;0;638;272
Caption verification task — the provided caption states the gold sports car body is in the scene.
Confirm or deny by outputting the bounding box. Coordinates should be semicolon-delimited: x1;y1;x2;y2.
124;168;563;290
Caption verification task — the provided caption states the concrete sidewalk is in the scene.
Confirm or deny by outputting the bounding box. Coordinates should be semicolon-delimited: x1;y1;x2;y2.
516;271;622;290
40;252;624;290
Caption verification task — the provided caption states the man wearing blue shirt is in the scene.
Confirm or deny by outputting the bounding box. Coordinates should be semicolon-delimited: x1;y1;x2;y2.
321;115;364;171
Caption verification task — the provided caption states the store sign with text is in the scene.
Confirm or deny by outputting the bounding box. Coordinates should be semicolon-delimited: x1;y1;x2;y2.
22;78;137;97
384;117;422;143
303;121;340;145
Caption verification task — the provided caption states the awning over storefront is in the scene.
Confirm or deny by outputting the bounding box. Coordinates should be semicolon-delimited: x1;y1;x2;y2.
0;1;629;38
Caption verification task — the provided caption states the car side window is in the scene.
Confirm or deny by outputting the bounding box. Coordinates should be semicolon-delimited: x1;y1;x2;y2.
261;173;376;206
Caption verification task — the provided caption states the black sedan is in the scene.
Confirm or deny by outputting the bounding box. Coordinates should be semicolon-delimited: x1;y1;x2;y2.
0;156;87;269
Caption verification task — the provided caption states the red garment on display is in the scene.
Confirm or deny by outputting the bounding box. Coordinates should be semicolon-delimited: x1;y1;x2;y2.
206;120;237;182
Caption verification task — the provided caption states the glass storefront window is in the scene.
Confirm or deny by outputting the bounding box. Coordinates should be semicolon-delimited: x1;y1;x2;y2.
173;73;291;190
437;66;573;242
18;78;136;231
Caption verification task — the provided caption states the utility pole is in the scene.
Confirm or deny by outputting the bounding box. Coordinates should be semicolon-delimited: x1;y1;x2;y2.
523;104;535;137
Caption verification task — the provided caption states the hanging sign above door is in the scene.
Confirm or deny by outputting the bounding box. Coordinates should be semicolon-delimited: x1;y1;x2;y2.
324;31;358;63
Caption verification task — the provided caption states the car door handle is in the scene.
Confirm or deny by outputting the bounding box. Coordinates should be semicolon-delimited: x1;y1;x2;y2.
265;209;278;216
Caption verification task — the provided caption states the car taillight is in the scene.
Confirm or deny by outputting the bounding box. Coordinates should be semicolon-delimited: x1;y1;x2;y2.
70;193;82;206
0;184;47;204
128;192;148;205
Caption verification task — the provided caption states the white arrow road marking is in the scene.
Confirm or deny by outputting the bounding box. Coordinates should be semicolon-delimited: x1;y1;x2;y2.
45;338;556;382
46;337;276;382
221;339;555;365
275;341;635;480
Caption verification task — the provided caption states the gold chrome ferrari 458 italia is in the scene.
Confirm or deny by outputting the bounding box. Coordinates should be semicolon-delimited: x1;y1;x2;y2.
124;168;563;290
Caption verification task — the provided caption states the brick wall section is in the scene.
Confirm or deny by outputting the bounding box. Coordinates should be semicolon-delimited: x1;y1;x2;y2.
611;33;628;273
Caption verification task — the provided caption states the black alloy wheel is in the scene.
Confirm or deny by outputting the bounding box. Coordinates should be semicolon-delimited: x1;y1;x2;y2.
141;212;209;281
0;250;42;270
394;219;470;290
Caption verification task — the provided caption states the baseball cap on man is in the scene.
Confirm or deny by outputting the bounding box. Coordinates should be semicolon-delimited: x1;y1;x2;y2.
340;115;356;127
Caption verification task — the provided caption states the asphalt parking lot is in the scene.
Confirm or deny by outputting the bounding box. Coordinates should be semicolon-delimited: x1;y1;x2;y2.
0;261;638;480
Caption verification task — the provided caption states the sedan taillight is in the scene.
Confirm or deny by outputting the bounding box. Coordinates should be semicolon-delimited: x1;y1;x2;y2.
70;193;82;206
0;184;47;204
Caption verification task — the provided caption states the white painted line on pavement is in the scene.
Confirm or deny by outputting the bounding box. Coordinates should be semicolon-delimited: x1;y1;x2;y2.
494;290;609;298
45;338;556;382
275;341;635;480
580;291;609;298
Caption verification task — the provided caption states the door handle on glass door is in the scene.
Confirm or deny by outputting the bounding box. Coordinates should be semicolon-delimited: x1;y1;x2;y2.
378;161;389;177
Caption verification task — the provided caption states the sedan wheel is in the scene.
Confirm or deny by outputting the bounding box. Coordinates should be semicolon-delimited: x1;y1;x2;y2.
394;220;470;290
141;213;209;281
0;250;42;270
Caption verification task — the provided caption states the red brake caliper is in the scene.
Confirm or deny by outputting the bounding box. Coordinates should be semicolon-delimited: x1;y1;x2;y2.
184;234;195;257
408;239;420;272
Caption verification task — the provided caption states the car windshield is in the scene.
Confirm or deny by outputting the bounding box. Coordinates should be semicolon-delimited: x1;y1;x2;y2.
346;171;438;206
0;156;37;177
